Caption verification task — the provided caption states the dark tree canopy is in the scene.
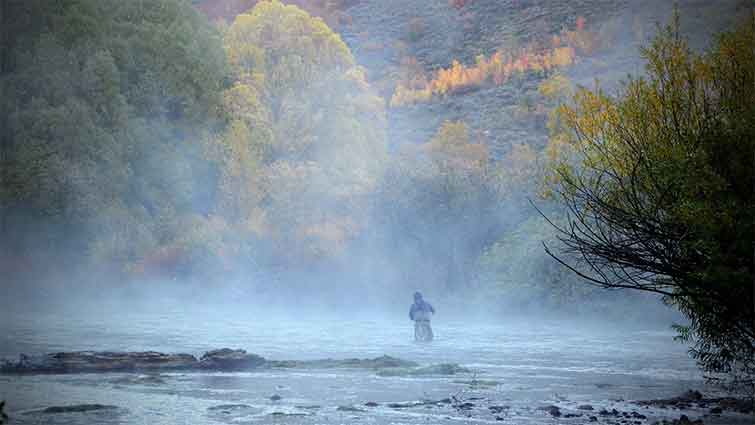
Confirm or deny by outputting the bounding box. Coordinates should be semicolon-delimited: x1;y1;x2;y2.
0;0;230;271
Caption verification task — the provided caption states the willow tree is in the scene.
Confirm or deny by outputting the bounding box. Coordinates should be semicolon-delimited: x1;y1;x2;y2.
546;16;754;386
221;0;387;264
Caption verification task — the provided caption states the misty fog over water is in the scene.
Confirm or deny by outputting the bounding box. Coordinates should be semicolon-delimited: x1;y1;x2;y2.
0;290;681;360
0;283;704;424
1;303;704;425
1;0;752;424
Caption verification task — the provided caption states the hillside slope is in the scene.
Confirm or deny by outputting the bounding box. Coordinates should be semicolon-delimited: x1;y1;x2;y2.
196;0;749;157
340;0;749;155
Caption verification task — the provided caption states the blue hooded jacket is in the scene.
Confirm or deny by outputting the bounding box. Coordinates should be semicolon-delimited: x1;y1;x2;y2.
409;292;435;320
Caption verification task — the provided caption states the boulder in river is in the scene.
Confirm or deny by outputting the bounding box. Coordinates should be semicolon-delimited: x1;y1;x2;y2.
199;348;265;371
2;351;197;374
1;349;423;376
672;414;704;425
537;405;561;417
680;390;703;401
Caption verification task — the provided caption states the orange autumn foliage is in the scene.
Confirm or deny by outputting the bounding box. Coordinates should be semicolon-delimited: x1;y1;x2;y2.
449;0;473;10
391;17;602;106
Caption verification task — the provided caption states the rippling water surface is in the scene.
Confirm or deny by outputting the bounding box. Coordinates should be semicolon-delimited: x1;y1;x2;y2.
0;301;708;424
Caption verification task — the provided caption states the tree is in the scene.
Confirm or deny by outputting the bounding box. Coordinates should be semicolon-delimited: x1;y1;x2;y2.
545;15;754;387
377;121;505;291
212;83;270;222
1;0;229;276
222;0;386;264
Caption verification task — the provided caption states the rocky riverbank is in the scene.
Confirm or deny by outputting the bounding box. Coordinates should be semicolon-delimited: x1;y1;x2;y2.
2;349;753;425
9;388;750;425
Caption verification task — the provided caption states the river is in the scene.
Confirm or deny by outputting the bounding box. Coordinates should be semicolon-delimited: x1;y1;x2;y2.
0;300;741;425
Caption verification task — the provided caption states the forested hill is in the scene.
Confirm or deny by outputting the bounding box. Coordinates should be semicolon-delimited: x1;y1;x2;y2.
195;0;747;155
0;0;749;317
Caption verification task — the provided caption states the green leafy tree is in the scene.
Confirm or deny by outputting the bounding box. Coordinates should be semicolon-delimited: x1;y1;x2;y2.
377;121;504;291
546;15;754;386
222;0;387;264
1;0;229;276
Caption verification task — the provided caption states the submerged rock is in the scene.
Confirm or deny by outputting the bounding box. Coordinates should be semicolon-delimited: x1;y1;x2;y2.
206;404;261;417
270;411;307;417
417;363;471;375
453;379;499;387
199;348;265;371
207;404;253;411
489;405;509;414
270;394;282;401
455;402;476;410
110;374;166;385
30;404;118;414
376;363;471;376
385;400;447;409
387;402;421;409
365;355;419;368
266;355;417;370
337;405;366;412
